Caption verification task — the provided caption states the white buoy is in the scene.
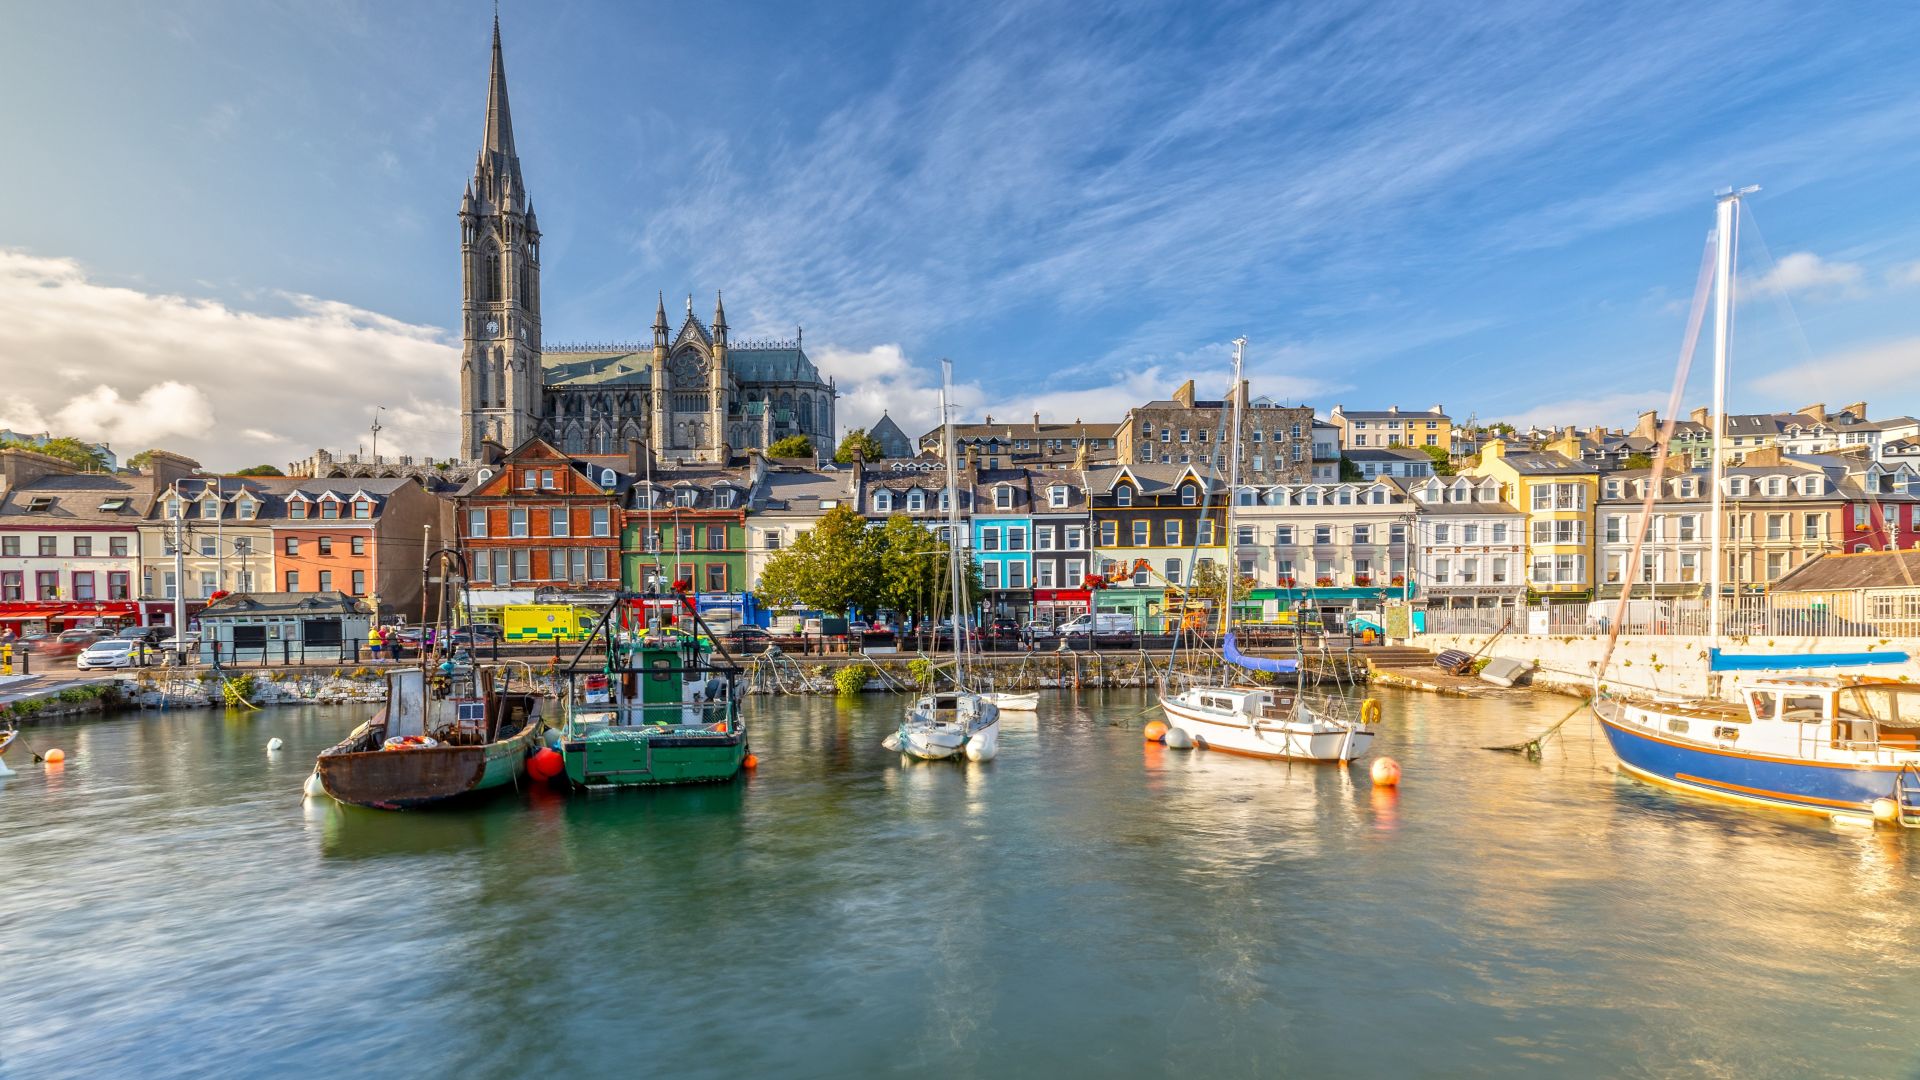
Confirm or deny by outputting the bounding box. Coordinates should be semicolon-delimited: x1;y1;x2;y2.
1164;727;1194;750
267;737;284;752
302;769;326;799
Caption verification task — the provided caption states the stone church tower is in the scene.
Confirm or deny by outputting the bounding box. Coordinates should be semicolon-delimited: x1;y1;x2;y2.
457;16;543;460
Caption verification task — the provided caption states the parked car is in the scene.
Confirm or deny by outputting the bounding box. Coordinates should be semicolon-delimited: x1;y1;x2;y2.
76;638;141;670
115;625;170;645
456;623;505;642
1022;622;1058;639
58;628;108;645
154;633;201;662
726;626;778;655
1060;612;1137;637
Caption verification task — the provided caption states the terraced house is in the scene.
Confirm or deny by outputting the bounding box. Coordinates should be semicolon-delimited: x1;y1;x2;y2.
1026;469;1092;629
1234;479;1416;623
972;469;1035;622
457;439;623;618
145;475;279;618
0;448;183;633
625;457;765;624
265;477;448;620
1086;464;1226;631
1465;440;1598;600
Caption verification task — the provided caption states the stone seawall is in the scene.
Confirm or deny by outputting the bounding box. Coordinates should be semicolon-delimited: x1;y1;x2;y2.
1417;633;1917;701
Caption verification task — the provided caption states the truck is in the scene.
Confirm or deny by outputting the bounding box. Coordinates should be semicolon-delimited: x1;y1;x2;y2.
502;604;598;643
1059;612;1137;637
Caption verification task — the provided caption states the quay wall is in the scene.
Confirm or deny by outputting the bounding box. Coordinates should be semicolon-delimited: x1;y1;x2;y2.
1416;633;1919;702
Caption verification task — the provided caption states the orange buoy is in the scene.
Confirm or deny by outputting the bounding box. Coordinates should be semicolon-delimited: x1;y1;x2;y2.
1143;720;1168;743
526;747;564;782
743;754;760;770
42;748;65;764
1370;756;1401;787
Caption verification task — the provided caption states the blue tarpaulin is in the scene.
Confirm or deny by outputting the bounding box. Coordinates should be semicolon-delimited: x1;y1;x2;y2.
1224;632;1299;674
1708;647;1909;672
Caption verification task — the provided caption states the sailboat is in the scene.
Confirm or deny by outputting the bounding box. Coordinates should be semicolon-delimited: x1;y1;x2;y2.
1592;188;1918;823
886;359;1001;762
1158;338;1375;763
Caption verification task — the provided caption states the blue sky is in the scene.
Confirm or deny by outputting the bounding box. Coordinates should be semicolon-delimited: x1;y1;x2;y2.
2;0;1918;466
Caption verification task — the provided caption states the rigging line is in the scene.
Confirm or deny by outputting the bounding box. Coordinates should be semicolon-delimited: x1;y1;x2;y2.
1737;205;1822;372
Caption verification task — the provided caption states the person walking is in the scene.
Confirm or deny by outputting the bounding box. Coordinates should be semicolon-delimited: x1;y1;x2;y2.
368;624;384;661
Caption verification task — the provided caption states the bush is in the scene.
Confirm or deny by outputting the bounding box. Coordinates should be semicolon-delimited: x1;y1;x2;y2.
908;658;935;685
833;665;871;696
224;674;258;703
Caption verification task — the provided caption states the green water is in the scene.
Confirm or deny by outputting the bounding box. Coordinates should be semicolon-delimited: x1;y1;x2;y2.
3;689;1919;1079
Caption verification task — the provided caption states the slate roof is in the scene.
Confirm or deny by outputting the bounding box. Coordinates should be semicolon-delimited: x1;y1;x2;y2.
1345;447;1432;463
1498;451;1596;476
1084;463;1221;496
1772;550;1920;594
539;345;825;389
197;591;373;618
0;472;159;524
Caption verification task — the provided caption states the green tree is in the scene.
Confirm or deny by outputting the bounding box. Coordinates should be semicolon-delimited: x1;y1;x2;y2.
1338;457;1362;482
1621;452;1655;470
1186;560;1256;604
127;448;161;470
767;434;815;459
753;505;879;616
833;428;886;465
1421;444;1456;476
1;436;108;471
234;464;286;476
862;513;983;622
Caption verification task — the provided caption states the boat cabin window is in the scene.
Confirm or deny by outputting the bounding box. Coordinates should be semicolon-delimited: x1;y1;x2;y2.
649;656;674;683
1780;694;1827;722
1834;686;1920;750
1746;691;1777;722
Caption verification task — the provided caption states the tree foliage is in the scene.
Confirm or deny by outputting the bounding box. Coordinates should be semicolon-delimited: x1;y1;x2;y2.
1;436;109;471
1338;457;1362;482
752;507;979;619
833;428;886;465
1185;560;1256;604
767;435;815;459
1421;444;1456;476
235;464;286;476
1621;452;1655;470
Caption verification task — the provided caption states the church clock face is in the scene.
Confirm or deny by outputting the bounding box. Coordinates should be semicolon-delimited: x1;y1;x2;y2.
484;317;501;337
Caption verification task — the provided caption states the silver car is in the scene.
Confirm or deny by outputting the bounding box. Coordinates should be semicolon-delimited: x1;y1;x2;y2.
76;639;139;670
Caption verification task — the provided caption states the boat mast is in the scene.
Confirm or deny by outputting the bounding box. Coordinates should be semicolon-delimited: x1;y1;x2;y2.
1708;187;1755;644
941;359;966;685
1219;337;1246;655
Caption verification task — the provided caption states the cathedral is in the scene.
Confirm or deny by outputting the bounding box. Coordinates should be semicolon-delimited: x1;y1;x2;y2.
457;18;835;465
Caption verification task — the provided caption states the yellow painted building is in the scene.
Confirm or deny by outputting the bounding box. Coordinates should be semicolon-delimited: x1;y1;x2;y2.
1465;440;1598;597
1327;404;1452;454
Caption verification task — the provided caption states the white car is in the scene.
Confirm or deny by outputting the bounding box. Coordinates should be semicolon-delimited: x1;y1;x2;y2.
154;634;202;663
76;639;140;670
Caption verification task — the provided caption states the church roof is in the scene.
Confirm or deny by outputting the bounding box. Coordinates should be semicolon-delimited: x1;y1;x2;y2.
728;346;822;385
541;351;653;387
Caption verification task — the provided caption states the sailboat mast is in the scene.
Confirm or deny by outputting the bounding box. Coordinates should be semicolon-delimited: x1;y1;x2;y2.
1707;188;1753;643
1220;337;1246;644
940;359;966;681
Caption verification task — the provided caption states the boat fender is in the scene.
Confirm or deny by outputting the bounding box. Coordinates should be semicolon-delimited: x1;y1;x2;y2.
1360;698;1381;727
302;769;326;799
266;737;284;752
1163;727;1194;750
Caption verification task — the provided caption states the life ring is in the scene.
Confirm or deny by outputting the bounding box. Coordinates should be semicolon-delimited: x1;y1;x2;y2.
1359;698;1381;727
382;735;439;751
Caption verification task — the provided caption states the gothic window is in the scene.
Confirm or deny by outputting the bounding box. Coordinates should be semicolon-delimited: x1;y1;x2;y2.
817;398;829;436
798;393;813;433
516;251;529;306
483;246;502;302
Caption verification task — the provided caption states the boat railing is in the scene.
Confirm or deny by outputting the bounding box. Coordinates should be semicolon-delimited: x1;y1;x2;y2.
570;698;737;734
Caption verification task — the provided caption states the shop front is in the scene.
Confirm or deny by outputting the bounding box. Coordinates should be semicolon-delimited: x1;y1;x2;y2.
0;600;142;634
1093;587;1164;632
1030;588;1090;630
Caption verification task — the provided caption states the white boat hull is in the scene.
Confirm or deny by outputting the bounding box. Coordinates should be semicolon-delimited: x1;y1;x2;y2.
1161;692;1372;763
981;692;1038;712
894;693;1002;762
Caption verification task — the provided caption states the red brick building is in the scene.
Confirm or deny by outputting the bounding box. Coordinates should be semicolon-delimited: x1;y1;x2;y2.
457;440;625;602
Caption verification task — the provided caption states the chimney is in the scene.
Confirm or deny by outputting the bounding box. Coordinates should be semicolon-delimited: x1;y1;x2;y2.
984;413;992;425
480;439;507;466
1388;405;1400;416
1842;401;1867;422
1634;410;1659;439
1429;404;1444;415
626;437;654;477
1798;402;1827;423
1237;378;1251;411
0;447;77;494
1689;406;1710;426
1032;411;1041;428
1173;380;1196;407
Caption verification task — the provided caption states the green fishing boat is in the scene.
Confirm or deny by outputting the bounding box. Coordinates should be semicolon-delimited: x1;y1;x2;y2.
557;602;748;788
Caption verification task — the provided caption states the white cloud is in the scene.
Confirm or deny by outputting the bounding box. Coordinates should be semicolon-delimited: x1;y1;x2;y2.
1493;390;1670;434
1749;252;1864;296
0;249;458;470
1890;261;1920;288
1752;337;1920;403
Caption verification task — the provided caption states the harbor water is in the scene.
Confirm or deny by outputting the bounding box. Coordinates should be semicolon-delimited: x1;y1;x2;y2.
4;688;1919;1078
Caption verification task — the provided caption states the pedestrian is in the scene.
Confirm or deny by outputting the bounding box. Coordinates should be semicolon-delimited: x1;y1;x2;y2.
380;625;395;660
368;624;384;661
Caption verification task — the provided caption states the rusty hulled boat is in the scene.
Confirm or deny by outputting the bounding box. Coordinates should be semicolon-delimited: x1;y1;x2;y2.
314;666;545;810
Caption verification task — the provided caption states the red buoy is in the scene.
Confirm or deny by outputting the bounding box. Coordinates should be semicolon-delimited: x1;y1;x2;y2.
527;747;564;782
1143;720;1168;743
743;754;760;770
1370;756;1401;787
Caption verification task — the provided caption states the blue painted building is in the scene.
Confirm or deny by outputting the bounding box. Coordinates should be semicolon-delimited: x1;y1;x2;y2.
972;470;1035;621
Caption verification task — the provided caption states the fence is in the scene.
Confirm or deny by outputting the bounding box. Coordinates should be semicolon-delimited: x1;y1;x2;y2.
1421;594;1917;639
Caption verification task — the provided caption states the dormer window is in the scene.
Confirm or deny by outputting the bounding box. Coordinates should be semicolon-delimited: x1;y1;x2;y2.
26;496;53;513
873;490;893;514
1049;486;1068;509
1115;485;1133;507
164;496;183;519
287;500;307;520
675;488;697;508
1605;480;1622;499
1728;477;1749;497
1179;484;1198;507
199;498;220;520
352;499;372;520
995;485;1014;511
236;498;257;520
907;490;926;512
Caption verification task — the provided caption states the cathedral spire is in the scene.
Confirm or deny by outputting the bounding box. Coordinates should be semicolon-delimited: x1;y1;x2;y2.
712;291;728;344
653;291;669;346
476;11;525;210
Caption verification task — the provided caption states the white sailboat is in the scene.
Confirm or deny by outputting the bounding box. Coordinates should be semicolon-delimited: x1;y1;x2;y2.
980;692;1039;712
1159;337;1375;763
888;359;1001;762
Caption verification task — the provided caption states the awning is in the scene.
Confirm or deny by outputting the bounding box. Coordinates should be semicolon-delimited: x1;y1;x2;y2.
1032;589;1090;602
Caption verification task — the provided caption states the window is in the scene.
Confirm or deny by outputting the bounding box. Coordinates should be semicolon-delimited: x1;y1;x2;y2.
984;562;1003;589
675;488;698;508
350;570;366;595
1165;558;1182;583
1006;562;1028;589
1433;558;1451;584
541;470;557;490
512;549;530;581
551;509;570;536
591;507;611;537
1275;525;1294;546
907;490;925;512
1766;552;1786;581
1236;525;1255;546
982;528;1001;552
37;537;56;557
318;571;333;592
1678;552;1698;582
510;509;529;537
71;572;95;600
590;549;609;580
161;571;176;599
199;536;218;556
351;536;366;556
1066;558;1086;584
1390;523;1408;547
521;470;538;490
198;571;217;598
1163;520;1181;546
318;537;333;556
0;537;14;557
107;571;129;599
1007;527;1027;552
1065;526;1085;549
1035;561;1056;588
1198;519;1215;545
706;563;728;592
285;536;301;557
200;499;219;520
287;500;307;520
1180;484;1198;507
1353;525;1371;545
1804;513;1822;540
467;509;488;538
1100;521;1118;546
320;500;340;520
763;530;783;551
1115;486;1133;507
1462;524;1479;544
352;500;371;520
677;527;694;552
1852;503;1870;528
873;491;893;514
1490;557;1509;584
1131;521;1149;546
1035;526;1055;551
706;526;726;550
285;570;299;591
995;486;1014;510
1049;486;1068;508
1314;525;1333;545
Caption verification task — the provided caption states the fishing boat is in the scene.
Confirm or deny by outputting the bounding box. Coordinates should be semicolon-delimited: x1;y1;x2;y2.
1158;338;1374;763
314;666;546;810
1591;188;1917;823
0;725;17;776
888;359;1000;762
556;603;749;787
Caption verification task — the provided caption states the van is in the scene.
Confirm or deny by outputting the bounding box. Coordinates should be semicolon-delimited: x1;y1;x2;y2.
1584;599;1671;633
503;604;596;642
1060;612;1136;637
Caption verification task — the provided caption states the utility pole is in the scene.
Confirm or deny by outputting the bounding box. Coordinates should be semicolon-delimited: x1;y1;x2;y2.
171;482;186;635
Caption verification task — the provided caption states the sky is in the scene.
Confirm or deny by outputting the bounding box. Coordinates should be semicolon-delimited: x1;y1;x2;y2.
2;0;1919;470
